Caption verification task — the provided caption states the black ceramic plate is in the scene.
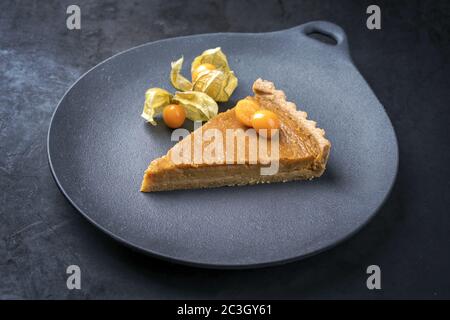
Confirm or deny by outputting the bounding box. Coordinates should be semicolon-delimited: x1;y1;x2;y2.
48;21;398;268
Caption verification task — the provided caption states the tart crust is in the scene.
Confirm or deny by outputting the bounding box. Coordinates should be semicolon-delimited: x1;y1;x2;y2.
141;79;331;192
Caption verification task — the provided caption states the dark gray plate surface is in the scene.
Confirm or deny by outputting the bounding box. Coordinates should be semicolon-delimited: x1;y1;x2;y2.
48;21;398;268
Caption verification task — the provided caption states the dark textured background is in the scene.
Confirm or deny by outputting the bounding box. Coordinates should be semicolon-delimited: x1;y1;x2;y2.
1;0;449;299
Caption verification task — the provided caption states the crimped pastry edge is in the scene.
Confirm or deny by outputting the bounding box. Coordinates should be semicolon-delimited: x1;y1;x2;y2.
252;78;331;173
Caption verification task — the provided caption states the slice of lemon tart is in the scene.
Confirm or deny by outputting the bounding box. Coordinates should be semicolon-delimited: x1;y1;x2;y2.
141;79;331;192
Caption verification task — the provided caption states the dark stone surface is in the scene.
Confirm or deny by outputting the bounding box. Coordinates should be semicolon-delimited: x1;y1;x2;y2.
1;0;449;299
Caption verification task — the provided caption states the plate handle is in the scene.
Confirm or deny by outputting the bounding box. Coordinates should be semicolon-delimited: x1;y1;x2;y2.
293;21;350;57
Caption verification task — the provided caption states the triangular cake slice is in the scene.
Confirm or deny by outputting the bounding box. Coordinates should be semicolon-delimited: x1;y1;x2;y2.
141;79;330;192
